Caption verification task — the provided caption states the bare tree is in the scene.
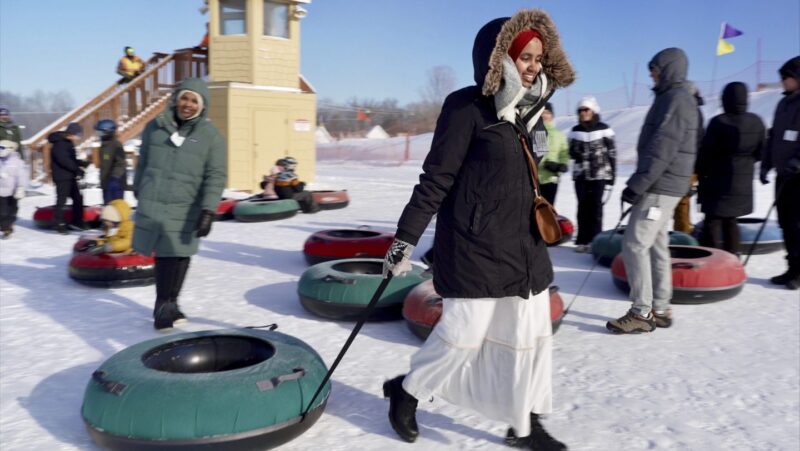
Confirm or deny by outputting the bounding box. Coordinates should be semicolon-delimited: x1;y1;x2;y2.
420;65;456;105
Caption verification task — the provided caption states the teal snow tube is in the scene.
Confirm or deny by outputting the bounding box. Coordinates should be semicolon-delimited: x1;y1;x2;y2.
233;198;300;222
591;227;698;266
298;258;430;321
81;328;330;450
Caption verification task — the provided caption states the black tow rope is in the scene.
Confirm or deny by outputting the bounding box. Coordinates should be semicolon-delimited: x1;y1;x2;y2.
301;273;395;419
564;201;633;315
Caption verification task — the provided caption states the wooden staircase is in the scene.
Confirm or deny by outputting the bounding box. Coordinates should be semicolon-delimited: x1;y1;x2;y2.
25;48;207;180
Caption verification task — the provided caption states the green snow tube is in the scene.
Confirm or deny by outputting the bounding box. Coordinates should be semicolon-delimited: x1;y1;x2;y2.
298;258;430;321
81;328;330;450
233;198;300;222
591;227;698;267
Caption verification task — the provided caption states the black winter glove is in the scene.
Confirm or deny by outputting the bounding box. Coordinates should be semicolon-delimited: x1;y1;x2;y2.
78;159;90;168
759;169;770;185
621;187;641;205
787;157;800;175
606;178;615;186
543;161;562;173
557;163;569;173
196;209;215;238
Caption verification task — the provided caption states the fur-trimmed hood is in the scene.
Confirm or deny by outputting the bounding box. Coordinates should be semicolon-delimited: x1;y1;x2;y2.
474;9;575;96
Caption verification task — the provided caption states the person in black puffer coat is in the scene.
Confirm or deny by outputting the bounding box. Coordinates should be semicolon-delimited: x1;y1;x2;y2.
49;122;89;233
760;55;800;290
568;96;616;252
380;9;574;450
696;82;766;255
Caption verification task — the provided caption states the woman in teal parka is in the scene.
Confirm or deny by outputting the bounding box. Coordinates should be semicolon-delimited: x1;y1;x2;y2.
133;78;227;330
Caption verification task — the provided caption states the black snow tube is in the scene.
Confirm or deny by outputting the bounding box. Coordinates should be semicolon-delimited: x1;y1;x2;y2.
81;328;330;450
298;258;430;321
611;245;747;304
693;217;784;255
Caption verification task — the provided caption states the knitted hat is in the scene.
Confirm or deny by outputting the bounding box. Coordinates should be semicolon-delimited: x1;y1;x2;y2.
175;90;204;120
66;122;83;136
779;55;800;80
507;29;545;61
544;102;554;115
577;96;601;114
0;105;9;116
101;204;122;223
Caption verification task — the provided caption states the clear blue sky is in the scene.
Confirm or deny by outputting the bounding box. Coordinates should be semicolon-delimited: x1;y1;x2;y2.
1;0;798;109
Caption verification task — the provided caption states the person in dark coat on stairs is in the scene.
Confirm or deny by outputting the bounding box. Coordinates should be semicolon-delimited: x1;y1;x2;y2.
381;9;575;450
49;122;89;234
133;78;227;330
760;55;800;290
95;119;128;204
696;82;765;255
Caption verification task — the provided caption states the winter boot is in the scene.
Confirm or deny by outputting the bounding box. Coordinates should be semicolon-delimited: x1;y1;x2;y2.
382;375;419;442
1;228;11;239
770;263;799;285
653;309;673;328
154;302;178;331
606;310;656;334
169;257;191;324
56;223;68;235
787;274;800;290
505;413;567;450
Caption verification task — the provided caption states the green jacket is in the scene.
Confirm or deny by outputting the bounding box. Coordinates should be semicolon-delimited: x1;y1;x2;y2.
132;78;227;257
0;121;23;156
538;122;569;184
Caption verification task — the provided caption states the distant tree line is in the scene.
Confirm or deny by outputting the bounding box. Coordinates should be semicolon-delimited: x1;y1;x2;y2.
318;66;456;138
0;90;75;141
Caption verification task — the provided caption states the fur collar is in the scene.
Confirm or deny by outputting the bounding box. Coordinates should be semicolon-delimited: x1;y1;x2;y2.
482;9;576;96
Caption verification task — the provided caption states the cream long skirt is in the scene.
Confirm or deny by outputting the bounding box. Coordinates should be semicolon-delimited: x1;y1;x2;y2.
402;288;553;437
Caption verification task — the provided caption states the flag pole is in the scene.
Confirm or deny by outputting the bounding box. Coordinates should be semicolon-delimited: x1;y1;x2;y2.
710;21;724;98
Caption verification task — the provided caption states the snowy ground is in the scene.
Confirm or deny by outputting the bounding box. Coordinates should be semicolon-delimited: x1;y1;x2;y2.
1;161;797;451
1;88;798;450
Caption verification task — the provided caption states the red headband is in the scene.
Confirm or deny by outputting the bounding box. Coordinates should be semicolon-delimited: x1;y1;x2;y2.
507;29;544;61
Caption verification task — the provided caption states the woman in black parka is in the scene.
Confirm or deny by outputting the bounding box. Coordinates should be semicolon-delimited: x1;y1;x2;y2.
380;9;574;450
696;82;766;254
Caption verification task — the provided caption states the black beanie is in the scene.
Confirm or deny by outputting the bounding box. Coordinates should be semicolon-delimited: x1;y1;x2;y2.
545;102;554;115
779;55;800;80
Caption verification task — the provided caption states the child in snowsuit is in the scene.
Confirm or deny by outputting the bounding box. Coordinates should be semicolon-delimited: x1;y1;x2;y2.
0;140;28;238
274;156;320;213
81;199;134;254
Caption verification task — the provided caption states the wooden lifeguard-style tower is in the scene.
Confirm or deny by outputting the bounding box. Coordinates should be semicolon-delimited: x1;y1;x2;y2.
207;0;316;191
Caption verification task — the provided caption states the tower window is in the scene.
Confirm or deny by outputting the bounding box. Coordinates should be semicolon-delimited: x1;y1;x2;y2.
220;0;246;35
263;1;289;38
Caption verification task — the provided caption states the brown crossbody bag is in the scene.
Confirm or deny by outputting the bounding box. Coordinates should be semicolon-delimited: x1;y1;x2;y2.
519;134;563;244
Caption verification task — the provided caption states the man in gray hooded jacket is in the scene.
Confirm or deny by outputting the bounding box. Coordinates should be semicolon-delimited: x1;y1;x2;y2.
607;48;698;334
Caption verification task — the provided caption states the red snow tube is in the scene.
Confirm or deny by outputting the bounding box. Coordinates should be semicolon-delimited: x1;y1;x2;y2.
68;250;155;288
33;205;103;229
611;245;746;304
402;281;565;340
216;198;239;220
303;229;395;265
311;190;350;210
548;215;574;246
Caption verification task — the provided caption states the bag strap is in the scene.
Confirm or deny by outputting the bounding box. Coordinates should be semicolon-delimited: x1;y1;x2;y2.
518;134;543;200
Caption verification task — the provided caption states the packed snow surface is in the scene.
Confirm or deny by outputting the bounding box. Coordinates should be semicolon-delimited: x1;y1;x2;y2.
1;88;797;450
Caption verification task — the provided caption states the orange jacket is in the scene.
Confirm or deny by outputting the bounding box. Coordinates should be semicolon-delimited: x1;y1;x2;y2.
118;55;145;77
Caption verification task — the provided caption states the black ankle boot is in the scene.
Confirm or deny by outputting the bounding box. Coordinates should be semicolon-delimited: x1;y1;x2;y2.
505;413;567;450
382;375;419;442
153;303;178;331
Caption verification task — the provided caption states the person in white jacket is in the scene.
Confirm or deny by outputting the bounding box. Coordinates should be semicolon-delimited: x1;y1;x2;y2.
0;140;28;238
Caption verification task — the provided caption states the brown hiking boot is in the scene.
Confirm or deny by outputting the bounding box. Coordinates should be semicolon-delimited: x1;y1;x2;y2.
606;310;655;334
653;309;673;328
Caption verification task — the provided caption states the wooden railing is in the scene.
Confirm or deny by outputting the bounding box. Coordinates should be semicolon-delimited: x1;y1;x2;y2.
26;48;207;180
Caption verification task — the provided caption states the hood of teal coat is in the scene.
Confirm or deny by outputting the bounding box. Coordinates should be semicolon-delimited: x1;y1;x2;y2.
158;77;210;133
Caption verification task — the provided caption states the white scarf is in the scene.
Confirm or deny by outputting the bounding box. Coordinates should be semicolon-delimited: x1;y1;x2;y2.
493;55;549;132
